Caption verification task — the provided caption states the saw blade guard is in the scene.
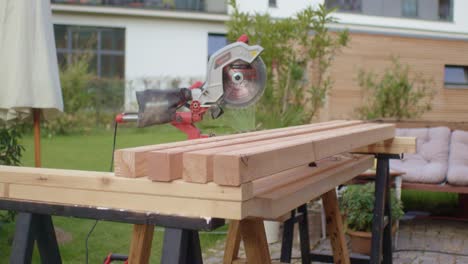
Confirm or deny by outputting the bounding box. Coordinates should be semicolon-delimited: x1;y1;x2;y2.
196;41;267;108
222;57;267;108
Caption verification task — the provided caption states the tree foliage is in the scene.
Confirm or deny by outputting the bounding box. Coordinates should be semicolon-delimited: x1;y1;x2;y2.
357;58;436;120
226;1;349;128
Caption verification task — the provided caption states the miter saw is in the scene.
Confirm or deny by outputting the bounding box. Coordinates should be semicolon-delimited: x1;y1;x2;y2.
115;35;267;139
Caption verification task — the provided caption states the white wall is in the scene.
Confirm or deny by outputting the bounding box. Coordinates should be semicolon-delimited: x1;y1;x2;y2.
52;11;225;109
234;0;468;36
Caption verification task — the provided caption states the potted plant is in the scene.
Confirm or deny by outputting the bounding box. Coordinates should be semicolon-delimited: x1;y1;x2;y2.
340;183;404;255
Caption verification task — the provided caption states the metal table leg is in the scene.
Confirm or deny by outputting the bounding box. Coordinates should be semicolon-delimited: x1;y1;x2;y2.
10;212;62;264
161;228;203;264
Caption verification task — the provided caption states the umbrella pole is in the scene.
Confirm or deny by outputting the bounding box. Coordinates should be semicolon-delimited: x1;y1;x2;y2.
33;109;41;168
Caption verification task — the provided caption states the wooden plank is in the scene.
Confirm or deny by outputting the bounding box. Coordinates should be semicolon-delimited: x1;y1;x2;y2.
322;189;351;264
115;120;345;178
212;123;394;186
352;137;416;154
183;123;383;185
247;155;355;197
0;166;243;201
128;224;155;264
148;120;363;182
5;184;245;219
248;155;373;219
223;220;241;264
239;218;271;264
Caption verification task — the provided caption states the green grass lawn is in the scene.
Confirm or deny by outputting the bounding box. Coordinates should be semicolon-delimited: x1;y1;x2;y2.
0;124;228;263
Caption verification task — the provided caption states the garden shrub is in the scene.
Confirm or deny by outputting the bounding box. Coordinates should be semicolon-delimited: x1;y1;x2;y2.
357;57;436;120
227;1;349;128
0;124;24;222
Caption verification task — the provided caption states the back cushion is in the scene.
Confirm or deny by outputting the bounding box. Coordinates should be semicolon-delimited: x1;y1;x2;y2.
447;130;468;186
390;127;450;184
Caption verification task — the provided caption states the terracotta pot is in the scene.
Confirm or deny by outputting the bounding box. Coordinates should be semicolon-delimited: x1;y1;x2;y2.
347;229;372;255
347;225;396;255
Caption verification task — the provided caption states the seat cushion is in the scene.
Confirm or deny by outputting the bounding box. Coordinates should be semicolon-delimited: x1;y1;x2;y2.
390;127;450;184
447;130;468;186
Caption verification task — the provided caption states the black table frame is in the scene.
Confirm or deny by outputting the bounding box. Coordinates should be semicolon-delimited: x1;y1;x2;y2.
280;153;399;264
0;200;225;264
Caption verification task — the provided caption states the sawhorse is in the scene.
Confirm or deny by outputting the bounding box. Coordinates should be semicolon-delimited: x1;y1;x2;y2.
280;153;399;264
2;200;224;264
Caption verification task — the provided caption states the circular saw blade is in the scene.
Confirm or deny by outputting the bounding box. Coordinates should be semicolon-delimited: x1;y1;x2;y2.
222;57;267;108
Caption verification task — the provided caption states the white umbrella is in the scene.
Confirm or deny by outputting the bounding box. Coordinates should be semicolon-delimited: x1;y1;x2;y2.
0;0;64;167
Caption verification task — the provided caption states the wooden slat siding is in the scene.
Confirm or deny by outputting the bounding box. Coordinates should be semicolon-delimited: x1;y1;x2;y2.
149;120;363;182
2;184;245;219
182;122;371;184
212;123;394;186
323;32;468;122
352;137;416;154
249;155;373;219
0;166;243;202
114;120;344;178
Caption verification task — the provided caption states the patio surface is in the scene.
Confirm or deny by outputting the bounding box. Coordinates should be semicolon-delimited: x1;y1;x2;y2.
204;218;468;264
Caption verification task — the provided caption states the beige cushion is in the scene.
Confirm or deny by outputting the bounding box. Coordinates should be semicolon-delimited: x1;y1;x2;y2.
447;130;468;186
390;127;450;184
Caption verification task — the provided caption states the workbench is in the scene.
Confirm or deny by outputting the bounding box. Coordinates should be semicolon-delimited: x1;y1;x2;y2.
0;120;416;263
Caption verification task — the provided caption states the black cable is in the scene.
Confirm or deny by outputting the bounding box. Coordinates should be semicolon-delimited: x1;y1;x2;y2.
85;219;99;264
110;121;119;172
85;121;119;264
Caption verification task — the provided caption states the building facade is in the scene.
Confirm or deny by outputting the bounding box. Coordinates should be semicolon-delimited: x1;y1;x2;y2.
50;0;468;120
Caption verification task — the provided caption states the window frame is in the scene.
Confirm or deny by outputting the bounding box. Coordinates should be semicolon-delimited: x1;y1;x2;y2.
401;0;418;18
325;0;362;14
444;65;468;89
54;25;126;79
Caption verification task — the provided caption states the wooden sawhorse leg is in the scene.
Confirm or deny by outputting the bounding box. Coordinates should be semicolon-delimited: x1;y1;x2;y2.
280;191;350;264
10;212;62;264
128;224;155;264
224;218;272;264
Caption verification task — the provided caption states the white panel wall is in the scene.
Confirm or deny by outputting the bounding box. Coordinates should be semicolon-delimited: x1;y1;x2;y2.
234;0;321;17
52;13;225;79
52;13;225;109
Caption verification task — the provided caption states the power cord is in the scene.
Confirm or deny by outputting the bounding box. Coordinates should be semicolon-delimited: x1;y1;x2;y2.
85;121;119;264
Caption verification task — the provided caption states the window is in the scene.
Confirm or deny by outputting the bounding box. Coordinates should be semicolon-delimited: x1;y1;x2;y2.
445;65;468;88
269;0;277;8
54;25;125;78
402;0;418;18
325;0;362;13
439;0;453;21
208;33;227;59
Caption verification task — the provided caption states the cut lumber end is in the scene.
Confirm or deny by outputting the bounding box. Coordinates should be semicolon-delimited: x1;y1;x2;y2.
352;136;416;154
213;154;243;186
147;151;172;182
183;152;211;183
114;150;139;178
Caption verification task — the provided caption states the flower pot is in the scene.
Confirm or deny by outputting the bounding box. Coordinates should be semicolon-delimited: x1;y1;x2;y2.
347;225;396;255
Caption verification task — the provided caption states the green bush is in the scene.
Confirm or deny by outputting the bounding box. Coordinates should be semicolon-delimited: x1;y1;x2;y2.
227;1;348;128
357;58;436;120
340;183;404;232
44;54;124;136
0;124;24;223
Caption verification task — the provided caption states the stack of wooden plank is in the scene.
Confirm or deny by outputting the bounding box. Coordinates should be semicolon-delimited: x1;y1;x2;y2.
0;121;408;220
